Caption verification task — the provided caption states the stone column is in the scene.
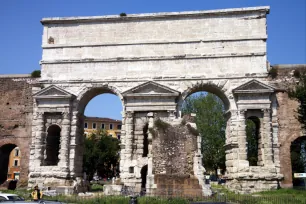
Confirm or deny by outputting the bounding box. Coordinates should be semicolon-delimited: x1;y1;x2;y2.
125;111;134;161
262;108;274;166
119;112;126;178
58;112;70;170
237;110;249;168
34;111;45;166
146;112;156;192
69;111;82;178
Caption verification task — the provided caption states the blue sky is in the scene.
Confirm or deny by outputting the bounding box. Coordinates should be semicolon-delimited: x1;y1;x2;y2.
0;0;305;119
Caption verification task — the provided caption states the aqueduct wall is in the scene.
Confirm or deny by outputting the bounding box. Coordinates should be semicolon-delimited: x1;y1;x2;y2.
0;6;305;193
0;75;37;185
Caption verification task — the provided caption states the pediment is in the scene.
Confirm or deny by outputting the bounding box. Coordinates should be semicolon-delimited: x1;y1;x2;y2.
233;79;275;94
123;81;180;97
34;85;75;99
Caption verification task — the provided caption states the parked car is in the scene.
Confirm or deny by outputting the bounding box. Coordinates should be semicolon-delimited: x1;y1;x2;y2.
0;193;24;201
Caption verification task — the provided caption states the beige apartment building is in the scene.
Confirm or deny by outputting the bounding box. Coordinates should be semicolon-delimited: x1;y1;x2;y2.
84;116;122;139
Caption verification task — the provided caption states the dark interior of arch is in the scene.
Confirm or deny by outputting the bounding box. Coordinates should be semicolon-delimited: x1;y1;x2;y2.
141;165;148;189
185;84;230;111
143;124;149;157
0;144;17;184
246;117;260;166
45;125;61;166
291;136;306;186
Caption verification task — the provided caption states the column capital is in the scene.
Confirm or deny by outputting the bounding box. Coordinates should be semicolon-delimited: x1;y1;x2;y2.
35;111;44;119
261;108;271;114
126;111;134;118
62;111;70;119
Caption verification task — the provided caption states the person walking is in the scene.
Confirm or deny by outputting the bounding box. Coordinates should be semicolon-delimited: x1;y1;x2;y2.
31;185;43;201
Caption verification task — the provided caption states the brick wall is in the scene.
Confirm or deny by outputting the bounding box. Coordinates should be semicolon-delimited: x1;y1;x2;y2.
272;64;306;188
0;75;36;185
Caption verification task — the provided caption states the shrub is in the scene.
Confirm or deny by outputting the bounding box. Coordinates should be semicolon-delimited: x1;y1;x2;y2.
269;67;278;79
31;70;41;78
186;124;199;136
120;13;127;17
154;118;170;132
294;69;301;78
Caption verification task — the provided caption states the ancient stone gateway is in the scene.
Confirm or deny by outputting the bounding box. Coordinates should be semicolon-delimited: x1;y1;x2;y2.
28;6;284;194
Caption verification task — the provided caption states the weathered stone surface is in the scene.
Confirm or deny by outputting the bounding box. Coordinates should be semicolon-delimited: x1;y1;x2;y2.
0;75;37;185
0;7;298;194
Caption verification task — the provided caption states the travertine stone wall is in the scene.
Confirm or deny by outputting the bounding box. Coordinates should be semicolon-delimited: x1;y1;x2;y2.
27;6;288;194
40;7;269;81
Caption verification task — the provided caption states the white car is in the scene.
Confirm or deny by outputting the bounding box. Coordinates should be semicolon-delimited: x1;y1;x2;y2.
0;193;24;201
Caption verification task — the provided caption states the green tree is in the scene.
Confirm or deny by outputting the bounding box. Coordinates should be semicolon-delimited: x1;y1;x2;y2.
246;119;259;166
289;74;306;128
182;92;226;176
83;129;120;180
288;74;306;182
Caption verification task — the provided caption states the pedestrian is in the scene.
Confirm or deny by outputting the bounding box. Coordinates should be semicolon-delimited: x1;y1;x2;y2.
31;185;43;201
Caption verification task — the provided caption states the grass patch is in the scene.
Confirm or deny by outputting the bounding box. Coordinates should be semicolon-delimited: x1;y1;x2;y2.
90;183;104;192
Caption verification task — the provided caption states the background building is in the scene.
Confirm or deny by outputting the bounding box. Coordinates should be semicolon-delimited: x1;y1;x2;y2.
84;116;121;139
7;147;21;181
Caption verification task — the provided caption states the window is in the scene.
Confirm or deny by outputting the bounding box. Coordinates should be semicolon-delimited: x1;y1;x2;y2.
14;148;19;157
101;123;105;129
14;172;20;180
109;124;113;130
84;122;88;128
117;124;122;130
0;196;6;201
129;167;134;173
117;134;121;140
109;134;113;137
92;123;96;129
14;160;18;167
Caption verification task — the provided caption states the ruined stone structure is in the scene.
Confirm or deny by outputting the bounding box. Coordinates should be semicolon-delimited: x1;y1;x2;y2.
0;75;37;185
26;6;287;194
0;5;301;194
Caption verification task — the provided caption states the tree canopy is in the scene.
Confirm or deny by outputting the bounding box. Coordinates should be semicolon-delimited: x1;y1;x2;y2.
83;129;120;180
182;92;226;175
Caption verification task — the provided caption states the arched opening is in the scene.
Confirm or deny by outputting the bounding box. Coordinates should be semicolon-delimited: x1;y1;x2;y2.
246;116;260;166
290;136;306;188
141;165;148;194
143;123;149;157
78;87;123;182
45;125;61;166
181;87;229;178
0;144;17;184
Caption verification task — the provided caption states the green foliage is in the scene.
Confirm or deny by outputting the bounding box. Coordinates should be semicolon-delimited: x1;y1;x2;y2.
31;70;41;78
269;67;278;78
186;123;199;136
154;118;170;132
294;69;301;78
83;129;120;180
119;12;127;17
246;119;259;166
182;92;226;174
289;74;306;129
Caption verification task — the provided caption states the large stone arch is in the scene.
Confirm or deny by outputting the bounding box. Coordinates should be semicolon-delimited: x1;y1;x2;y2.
179;80;232;112
280;133;305;188
76;84;125;114
69;84;125;179
0;137;27;185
